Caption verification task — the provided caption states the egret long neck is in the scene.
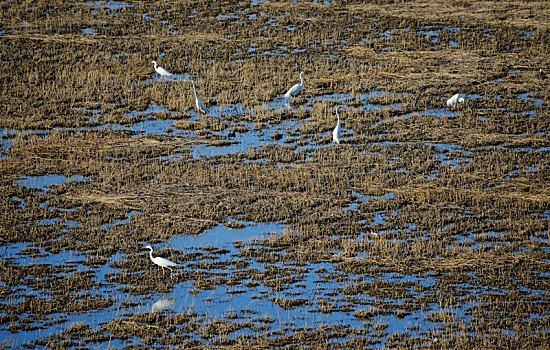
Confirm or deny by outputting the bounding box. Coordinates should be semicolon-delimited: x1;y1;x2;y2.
299;73;304;86
148;248;154;261
192;82;198;98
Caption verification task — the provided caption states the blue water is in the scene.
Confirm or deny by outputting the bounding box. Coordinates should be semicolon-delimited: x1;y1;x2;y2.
15;174;90;193
2;32;545;346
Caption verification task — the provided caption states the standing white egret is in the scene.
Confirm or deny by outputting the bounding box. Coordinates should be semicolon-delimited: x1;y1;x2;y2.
190;80;207;114
151;60;174;80
284;71;306;101
333;106;342;145
144;245;178;276
446;93;465;107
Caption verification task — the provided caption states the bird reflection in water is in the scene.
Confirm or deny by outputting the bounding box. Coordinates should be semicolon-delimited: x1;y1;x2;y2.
151;298;176;313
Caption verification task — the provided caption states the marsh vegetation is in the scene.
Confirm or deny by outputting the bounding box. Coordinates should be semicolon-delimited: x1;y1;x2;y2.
1;0;549;348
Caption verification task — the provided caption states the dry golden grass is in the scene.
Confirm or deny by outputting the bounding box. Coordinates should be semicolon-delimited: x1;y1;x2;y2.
0;0;549;348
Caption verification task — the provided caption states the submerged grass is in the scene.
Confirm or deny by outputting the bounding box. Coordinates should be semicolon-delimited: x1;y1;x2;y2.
1;0;549;348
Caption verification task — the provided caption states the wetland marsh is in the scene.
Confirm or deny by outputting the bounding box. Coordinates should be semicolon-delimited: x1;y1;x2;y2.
1;0;549;348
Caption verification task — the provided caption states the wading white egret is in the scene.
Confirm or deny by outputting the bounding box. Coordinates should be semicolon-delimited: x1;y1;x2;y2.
151;60;174;80
284;71;306;101
446;93;465;107
333;106;342;145
191;80;207;114
144;245;178;276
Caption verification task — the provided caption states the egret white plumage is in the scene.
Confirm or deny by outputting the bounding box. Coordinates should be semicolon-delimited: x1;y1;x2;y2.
151;60;174;80
447;93;465;107
284;71;306;100
333;106;342;145
144;245;178;276
191;80;207;114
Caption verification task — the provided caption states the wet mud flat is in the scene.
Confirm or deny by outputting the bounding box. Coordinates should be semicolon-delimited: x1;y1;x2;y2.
1;0;549;348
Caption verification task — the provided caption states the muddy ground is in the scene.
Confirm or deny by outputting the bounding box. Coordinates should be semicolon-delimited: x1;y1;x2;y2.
1;0;549;349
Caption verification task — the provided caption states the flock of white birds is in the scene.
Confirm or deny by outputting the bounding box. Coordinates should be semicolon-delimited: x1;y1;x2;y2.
146;61;466;275
151;60;208;115
150;62;344;146
151;60;465;146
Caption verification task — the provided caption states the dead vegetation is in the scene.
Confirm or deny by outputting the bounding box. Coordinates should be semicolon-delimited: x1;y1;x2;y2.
0;0;549;348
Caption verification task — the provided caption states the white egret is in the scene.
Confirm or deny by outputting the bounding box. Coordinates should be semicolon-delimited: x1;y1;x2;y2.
446;93;465;107
151;60;174;80
190;80;207;114
284;71;306;101
333;106;342;145
144;245;178;276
